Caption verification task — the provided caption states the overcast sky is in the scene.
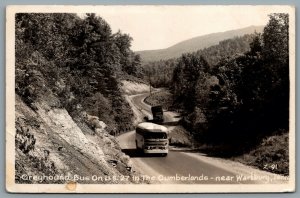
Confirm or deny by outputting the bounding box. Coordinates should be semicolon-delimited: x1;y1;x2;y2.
76;6;292;51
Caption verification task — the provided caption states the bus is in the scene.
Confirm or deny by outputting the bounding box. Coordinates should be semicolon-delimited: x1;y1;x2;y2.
135;122;169;156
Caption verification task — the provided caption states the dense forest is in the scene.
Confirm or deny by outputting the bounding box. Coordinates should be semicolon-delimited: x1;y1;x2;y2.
171;13;289;152
142;34;256;87
15;13;141;132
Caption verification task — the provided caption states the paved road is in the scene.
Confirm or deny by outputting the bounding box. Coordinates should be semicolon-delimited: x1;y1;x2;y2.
117;93;288;184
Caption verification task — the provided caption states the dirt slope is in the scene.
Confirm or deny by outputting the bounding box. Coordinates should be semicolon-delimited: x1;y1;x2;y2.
15;95;142;184
120;80;155;95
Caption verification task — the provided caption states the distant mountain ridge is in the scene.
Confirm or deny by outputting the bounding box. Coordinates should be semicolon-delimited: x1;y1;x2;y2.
136;25;264;62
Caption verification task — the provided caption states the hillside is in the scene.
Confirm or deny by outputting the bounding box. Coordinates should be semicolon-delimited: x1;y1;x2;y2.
136;25;263;62
141;34;256;88
170;14;289;174
14;13;147;184
15;94;141;184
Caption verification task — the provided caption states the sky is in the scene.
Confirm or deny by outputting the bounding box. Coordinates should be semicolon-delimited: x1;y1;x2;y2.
75;6;292;51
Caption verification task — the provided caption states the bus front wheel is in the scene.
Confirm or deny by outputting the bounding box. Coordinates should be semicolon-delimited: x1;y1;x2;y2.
135;141;140;150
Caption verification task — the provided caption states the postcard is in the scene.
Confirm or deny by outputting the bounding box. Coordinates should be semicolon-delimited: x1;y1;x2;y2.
6;5;295;193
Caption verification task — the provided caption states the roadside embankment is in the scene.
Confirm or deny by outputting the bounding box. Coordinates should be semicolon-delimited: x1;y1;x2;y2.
15;94;144;184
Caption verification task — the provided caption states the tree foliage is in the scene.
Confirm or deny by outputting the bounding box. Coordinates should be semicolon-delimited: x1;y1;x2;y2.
15;13;141;132
171;13;290;148
141;34;255;88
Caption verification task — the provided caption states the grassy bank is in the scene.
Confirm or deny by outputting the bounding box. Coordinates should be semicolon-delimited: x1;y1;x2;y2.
144;90;173;111
169;126;193;147
233;132;289;175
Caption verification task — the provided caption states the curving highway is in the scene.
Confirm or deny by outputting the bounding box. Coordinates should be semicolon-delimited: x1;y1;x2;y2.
117;93;288;184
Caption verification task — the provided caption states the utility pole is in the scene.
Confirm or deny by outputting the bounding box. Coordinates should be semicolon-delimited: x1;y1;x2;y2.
148;72;152;96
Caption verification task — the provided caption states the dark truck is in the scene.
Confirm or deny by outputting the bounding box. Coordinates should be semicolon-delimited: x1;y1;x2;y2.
151;105;164;123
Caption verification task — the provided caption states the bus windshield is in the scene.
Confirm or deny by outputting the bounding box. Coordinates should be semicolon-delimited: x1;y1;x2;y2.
144;132;167;139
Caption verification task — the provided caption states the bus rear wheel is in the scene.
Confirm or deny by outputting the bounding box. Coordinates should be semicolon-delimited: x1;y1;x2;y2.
161;153;168;157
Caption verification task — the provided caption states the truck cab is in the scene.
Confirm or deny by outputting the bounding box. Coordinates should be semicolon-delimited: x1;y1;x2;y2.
151;105;164;123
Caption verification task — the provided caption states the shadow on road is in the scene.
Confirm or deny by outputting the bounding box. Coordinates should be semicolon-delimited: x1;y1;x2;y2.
173;115;181;118
170;146;249;158
122;149;167;158
161;121;180;126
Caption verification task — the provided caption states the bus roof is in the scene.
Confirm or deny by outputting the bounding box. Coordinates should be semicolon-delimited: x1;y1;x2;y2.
137;122;168;133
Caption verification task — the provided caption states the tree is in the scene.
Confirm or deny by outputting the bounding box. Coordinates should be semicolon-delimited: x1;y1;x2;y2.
15;13;140;132
263;13;289;65
172;54;210;111
170;13;290;146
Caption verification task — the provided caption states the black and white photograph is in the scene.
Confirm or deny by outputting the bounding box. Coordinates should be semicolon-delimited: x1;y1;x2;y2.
6;5;295;193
